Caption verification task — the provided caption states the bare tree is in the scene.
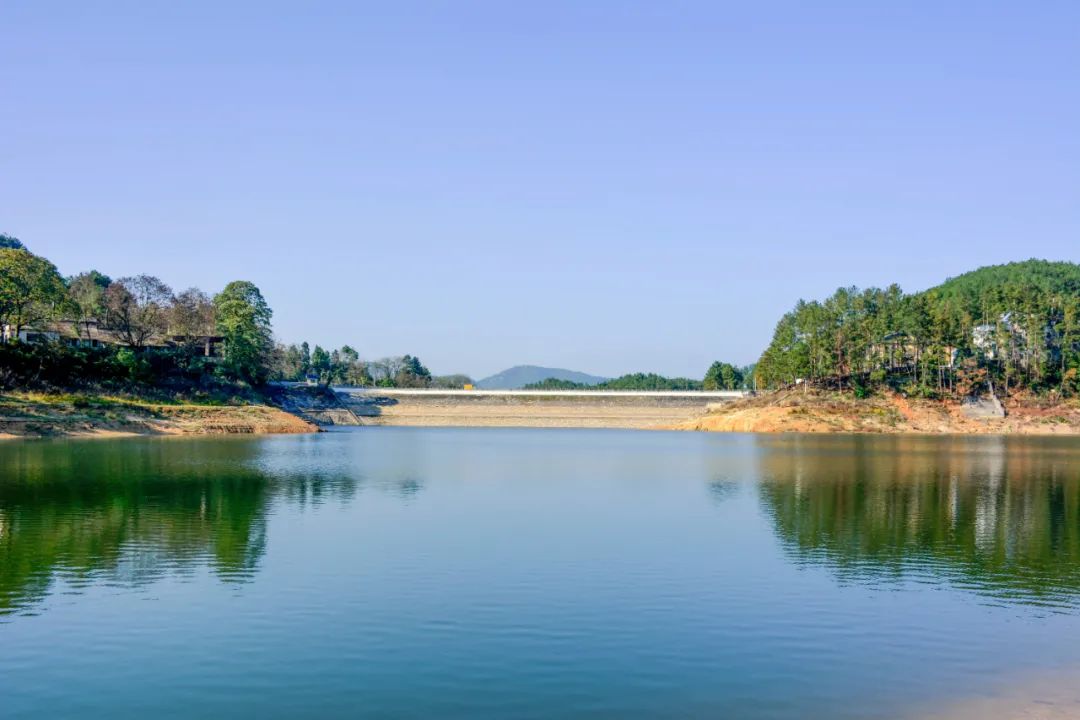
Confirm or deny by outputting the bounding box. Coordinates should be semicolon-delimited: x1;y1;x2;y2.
169;287;216;345
368;356;406;385
104;275;174;348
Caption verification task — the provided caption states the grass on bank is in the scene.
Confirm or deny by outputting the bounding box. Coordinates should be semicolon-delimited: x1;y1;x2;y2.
0;390;317;438
1;389;260;416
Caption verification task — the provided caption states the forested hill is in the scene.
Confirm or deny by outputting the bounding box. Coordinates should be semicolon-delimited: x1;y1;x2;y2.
929;260;1080;308
754;259;1080;398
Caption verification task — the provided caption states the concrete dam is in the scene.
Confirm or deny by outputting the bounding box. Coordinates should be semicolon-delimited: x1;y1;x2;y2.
332;388;749;429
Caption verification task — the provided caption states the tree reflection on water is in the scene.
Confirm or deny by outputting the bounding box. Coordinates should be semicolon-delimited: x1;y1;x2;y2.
756;435;1080;608
0;438;360;616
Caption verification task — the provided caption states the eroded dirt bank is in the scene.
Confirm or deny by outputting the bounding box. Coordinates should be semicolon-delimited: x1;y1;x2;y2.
0;392;317;439
675;389;1080;435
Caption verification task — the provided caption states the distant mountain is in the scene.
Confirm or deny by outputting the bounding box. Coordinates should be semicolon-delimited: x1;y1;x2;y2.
476;365;609;390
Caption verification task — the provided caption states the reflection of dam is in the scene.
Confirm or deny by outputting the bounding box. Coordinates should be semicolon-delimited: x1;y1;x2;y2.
334;388;748;429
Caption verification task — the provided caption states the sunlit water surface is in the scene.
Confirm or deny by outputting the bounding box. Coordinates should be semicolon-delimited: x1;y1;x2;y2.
2;429;1080;718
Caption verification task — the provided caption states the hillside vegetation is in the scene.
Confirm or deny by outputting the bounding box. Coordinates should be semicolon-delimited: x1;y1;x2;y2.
678;388;1080;435
525;373;705;391
754;260;1080;399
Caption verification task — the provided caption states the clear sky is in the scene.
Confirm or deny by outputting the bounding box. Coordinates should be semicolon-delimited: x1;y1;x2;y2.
3;2;1078;379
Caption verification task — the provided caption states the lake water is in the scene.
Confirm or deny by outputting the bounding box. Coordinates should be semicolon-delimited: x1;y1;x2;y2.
2;429;1080;719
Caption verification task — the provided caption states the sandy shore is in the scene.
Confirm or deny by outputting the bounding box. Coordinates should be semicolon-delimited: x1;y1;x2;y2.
674;390;1080;435
339;389;1080;434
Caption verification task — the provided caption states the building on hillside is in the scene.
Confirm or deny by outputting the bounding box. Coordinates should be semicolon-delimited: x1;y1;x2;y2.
972;312;1038;363
871;331;957;370
1;320;224;358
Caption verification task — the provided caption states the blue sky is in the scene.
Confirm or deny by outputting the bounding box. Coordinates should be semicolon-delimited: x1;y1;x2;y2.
3;2;1078;378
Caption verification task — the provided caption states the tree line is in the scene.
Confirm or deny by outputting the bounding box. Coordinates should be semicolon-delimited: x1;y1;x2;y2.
1;233;476;393
0;233;273;389
3;231;768;396
754;260;1080;398
524;364;753;392
271;342;474;389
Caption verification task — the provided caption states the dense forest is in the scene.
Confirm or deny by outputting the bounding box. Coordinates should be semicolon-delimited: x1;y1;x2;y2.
754;260;1080;398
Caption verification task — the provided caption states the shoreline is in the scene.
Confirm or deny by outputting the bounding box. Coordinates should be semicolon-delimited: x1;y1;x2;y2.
5;388;1080;438
673;389;1080;435
0;392;317;440
341;388;1080;435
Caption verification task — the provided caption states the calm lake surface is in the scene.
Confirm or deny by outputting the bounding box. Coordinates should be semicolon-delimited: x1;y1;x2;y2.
3;429;1080;719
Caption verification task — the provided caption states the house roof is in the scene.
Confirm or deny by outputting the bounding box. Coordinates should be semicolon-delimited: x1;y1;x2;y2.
12;320;222;346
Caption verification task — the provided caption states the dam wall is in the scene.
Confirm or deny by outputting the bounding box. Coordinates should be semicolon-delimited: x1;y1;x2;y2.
335;389;747;429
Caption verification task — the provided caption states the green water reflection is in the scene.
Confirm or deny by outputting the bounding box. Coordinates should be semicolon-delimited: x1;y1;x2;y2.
757;435;1080;607
0;437;357;615
3;433;1080;618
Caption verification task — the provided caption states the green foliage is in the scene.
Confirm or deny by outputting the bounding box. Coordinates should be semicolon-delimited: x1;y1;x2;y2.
0;342;239;394
755;260;1080;397
396;355;432;387
525;373;704;391
0;238;274;393
524;378;588;390
272;342;373;386
272;348;444;389
0;233;25;250
704;361;746;390
602;373;703;390
0;343;118;388
310;345;331;381
0;249;70;337
214;281;273;385
115;347;153;383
